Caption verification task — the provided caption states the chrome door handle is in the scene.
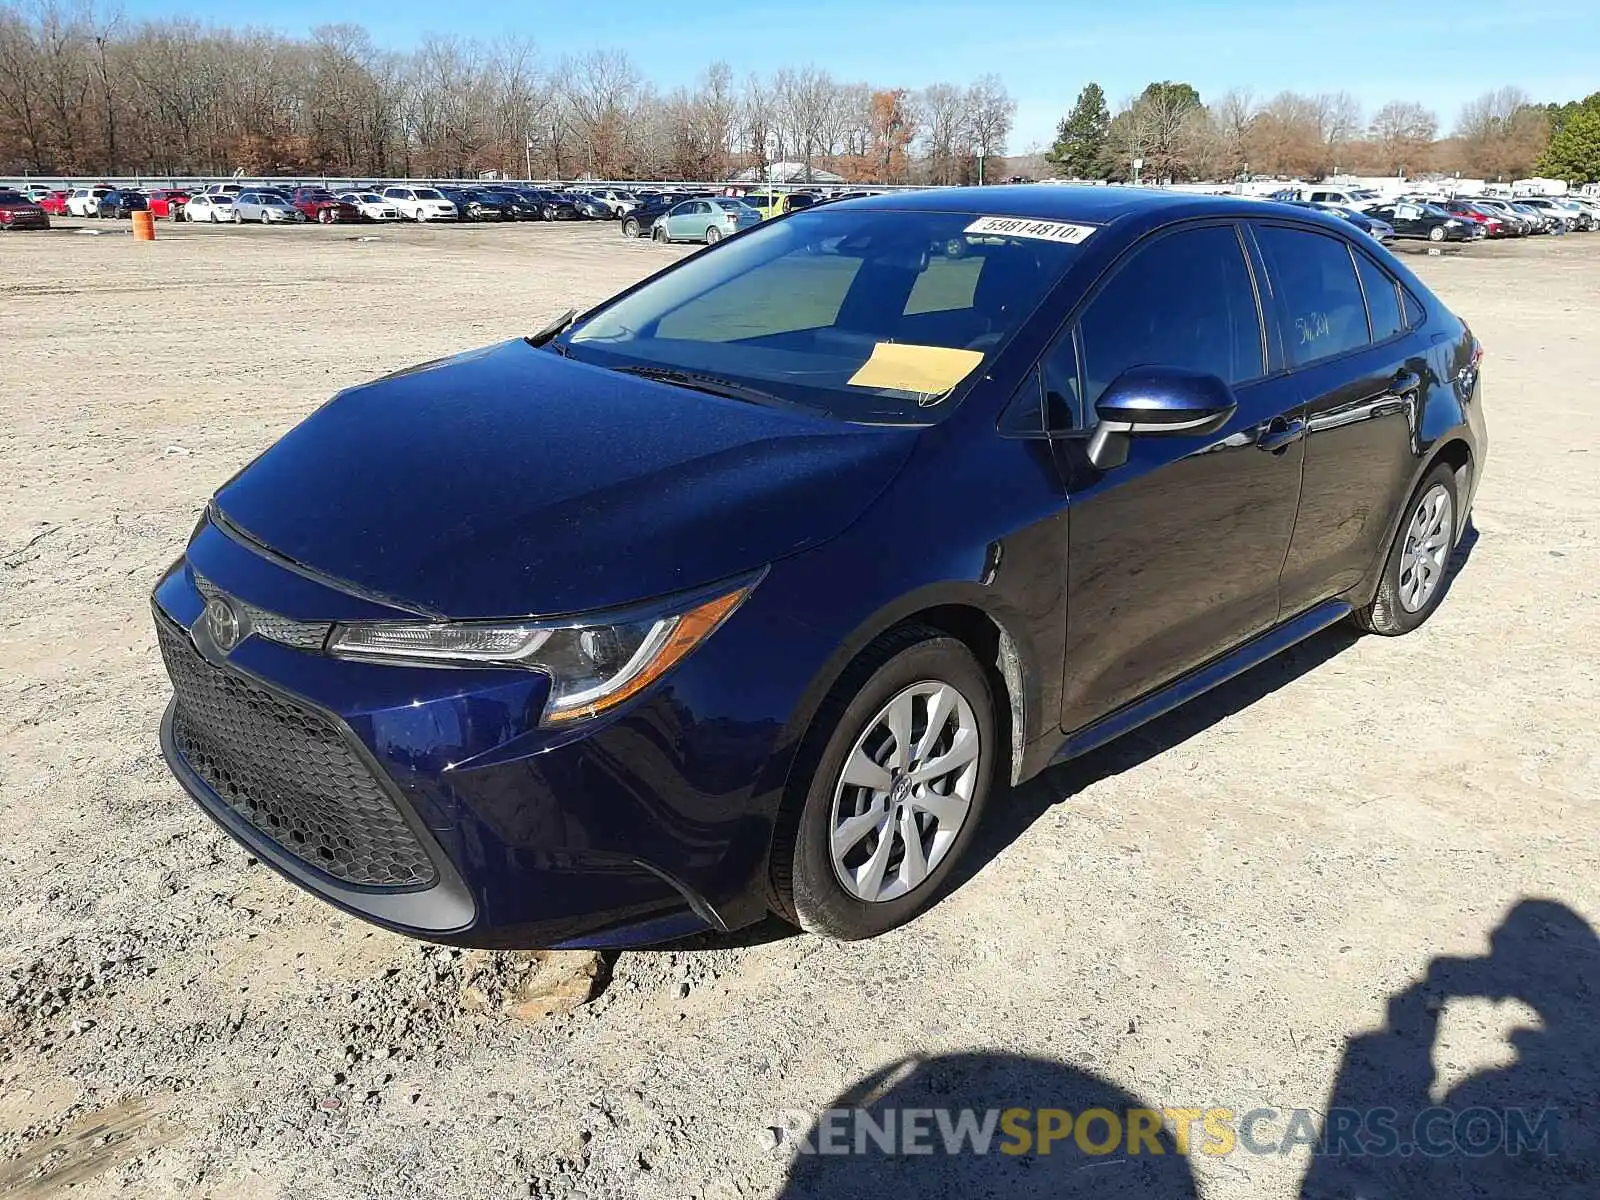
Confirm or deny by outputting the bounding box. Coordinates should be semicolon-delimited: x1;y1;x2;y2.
1257;417;1306;454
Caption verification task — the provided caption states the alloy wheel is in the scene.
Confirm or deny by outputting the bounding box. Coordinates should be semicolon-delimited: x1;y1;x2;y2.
1398;483;1453;612
828;681;981;903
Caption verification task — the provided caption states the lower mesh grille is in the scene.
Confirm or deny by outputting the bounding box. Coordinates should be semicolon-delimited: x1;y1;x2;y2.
157;616;437;889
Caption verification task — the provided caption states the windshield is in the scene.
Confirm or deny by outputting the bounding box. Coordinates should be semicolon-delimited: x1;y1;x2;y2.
561;207;1085;423
357;193;383;203
415;188;445;200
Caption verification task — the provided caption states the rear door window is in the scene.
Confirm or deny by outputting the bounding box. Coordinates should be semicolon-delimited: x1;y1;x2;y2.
1354;253;1404;342
1077;223;1263;406
1254;226;1371;365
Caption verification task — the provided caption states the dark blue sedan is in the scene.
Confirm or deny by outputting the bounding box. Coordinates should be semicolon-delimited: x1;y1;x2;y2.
151;187;1487;948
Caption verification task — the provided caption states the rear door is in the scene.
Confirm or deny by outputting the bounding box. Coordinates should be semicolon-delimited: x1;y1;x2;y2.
1251;222;1431;611
1057;221;1306;732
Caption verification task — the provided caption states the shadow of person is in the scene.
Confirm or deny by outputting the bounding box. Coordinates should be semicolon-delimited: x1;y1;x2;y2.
777;1052;1199;1200
1301;898;1600;1199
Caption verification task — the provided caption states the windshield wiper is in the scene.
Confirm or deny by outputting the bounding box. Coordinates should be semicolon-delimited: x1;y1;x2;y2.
610;365;823;414
526;308;577;351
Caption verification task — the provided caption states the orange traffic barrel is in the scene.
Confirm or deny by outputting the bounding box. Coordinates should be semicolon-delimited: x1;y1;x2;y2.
131;210;156;241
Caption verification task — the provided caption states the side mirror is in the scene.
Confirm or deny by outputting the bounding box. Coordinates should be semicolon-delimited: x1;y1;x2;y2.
1086;367;1238;470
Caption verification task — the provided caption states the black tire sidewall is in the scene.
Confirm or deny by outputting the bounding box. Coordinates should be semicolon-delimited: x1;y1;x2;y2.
787;634;996;940
1367;463;1459;635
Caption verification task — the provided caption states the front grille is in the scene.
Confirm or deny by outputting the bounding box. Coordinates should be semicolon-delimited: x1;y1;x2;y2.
157;616;438;889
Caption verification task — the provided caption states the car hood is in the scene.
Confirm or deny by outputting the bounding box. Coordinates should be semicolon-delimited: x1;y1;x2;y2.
213;340;917;619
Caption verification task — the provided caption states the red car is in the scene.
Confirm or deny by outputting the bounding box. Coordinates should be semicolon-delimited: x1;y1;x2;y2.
289;188;362;224
37;190;70;216
1443;200;1509;238
0;188;51;231
147;189;191;221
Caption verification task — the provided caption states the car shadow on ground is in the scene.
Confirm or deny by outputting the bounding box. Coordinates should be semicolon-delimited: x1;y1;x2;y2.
674;521;1480;955
948;516;1480;903
769;900;1597;1200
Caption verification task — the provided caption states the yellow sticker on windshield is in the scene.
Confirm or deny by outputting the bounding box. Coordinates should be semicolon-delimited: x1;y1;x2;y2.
847;342;985;397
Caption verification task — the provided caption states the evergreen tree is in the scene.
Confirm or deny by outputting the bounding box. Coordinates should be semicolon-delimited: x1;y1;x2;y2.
1046;83;1110;178
1538;106;1600;183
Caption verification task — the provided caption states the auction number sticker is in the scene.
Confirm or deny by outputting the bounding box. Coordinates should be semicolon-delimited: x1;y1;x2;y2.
964;216;1097;243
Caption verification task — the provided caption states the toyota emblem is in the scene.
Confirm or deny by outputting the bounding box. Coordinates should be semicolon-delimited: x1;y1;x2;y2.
203;596;241;652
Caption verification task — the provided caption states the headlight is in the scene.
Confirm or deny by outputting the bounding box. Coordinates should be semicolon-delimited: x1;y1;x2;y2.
326;579;757;725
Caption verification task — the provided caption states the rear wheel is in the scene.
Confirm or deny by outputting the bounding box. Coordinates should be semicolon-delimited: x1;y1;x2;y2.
1428;225;1446;242
705;226;722;244
1352;462;1459;636
233;209;243;224
318;207;334;225
770;626;996;940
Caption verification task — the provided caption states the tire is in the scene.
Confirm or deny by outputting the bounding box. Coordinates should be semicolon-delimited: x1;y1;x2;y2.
653;226;668;243
233;209;243;224
543;205;555;221
318;207;334;225
705;226;721;244
623;217;639;238
1352;462;1460;636
770;625;997;940
1428;225;1446;242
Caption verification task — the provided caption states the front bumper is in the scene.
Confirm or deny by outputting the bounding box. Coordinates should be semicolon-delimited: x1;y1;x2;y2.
150;517;790;948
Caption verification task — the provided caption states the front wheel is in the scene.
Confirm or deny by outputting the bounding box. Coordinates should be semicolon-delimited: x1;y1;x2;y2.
1352;462;1460;636
623;217;639;238
770;626;996;940
318;207;334;225
652;226;668;243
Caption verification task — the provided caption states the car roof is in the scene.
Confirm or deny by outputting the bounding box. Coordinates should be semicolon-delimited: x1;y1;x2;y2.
844;184;1265;226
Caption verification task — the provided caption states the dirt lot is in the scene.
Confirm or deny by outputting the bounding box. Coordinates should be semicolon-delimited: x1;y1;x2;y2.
2;218;1598;1199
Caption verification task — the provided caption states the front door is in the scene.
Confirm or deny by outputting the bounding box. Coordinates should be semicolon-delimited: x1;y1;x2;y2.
1057;222;1306;733
665;202;695;239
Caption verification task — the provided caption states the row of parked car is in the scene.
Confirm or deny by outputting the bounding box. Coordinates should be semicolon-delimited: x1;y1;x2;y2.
4;179;868;235
21;181;603;225
1270;184;1600;243
0;177;881;242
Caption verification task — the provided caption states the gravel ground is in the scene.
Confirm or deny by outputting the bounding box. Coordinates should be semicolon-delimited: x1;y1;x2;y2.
1;219;1597;1199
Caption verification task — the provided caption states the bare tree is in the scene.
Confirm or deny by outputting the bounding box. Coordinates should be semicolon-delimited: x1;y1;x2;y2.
1211;86;1255;176
0;23;1557;185
559;48;642;177
1455;86;1545;179
919;82;967;185
1368;99;1437;174
963;73;1015;181
1312;90;1361;171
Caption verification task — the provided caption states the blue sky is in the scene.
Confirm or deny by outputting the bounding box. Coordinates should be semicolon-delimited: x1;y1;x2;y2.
122;0;1595;151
